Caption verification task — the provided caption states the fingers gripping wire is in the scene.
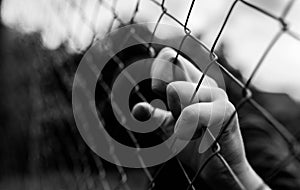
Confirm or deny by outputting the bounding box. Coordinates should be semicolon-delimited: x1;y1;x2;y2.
49;0;300;189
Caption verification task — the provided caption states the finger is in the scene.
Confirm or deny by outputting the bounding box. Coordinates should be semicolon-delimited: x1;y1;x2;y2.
167;81;227;119
132;102;153;121
151;47;217;96
174;102;224;153
132;102;175;137
174;100;236;153
174;103;211;140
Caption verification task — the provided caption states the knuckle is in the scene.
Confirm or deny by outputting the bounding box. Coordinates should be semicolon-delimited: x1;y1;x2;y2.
210;100;235;126
158;47;176;61
204;76;218;87
209;78;218;87
180;106;198;123
203;75;218;87
214;88;228;100
225;101;236;118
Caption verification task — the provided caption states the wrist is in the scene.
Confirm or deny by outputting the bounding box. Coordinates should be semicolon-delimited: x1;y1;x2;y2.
200;157;270;190
237;160;270;190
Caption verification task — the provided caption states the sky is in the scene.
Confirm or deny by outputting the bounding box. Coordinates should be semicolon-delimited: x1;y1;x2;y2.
1;0;300;102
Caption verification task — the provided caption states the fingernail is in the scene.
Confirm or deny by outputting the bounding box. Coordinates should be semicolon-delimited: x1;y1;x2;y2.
132;103;153;121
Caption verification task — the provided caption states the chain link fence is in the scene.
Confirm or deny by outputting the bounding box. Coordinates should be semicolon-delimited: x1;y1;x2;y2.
2;0;300;189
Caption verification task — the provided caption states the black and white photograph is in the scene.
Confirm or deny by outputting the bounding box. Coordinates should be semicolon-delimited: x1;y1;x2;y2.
1;0;300;189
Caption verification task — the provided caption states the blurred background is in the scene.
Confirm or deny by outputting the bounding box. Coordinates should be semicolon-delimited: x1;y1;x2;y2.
1;0;300;189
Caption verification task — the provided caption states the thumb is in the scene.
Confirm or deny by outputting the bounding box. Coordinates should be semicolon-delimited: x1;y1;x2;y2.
132;102;174;137
132;102;153;122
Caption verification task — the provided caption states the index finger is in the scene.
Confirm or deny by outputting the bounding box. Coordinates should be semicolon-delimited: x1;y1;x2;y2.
151;47;218;96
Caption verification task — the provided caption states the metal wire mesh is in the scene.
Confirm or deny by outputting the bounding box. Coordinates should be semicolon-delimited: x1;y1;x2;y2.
13;0;300;189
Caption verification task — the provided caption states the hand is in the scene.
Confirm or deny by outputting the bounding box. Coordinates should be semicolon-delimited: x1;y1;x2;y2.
132;47;270;190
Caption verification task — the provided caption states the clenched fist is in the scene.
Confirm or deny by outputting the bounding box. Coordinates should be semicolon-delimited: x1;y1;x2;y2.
132;48;270;190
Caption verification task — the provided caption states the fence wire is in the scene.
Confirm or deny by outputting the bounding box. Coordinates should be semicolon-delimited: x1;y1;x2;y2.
21;0;300;189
